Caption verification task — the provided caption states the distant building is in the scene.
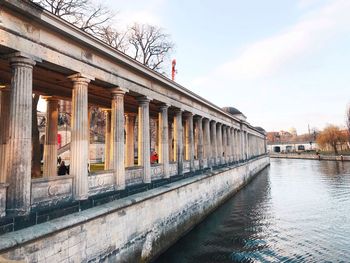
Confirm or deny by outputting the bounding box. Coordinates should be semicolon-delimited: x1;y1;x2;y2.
267;130;316;153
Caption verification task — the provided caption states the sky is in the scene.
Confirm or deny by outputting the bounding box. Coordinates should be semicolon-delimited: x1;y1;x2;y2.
102;0;349;134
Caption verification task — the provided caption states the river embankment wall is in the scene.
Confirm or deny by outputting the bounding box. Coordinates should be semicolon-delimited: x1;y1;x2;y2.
0;156;270;263
270;153;350;161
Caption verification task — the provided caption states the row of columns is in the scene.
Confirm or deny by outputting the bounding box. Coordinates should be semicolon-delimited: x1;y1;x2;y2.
0;53;266;216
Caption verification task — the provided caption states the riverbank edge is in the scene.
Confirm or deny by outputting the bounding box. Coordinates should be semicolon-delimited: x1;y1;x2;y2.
270;153;350;161
0;156;270;263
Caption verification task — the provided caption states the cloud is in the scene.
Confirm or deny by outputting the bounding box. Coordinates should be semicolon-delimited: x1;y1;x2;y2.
192;0;350;84
186;0;350;133
116;10;161;29
106;0;165;29
298;0;325;9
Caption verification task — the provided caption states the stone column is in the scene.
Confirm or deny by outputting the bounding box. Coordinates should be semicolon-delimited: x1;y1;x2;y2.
42;96;59;177
184;112;194;172
240;130;244;161
169;122;174;162
227;127;232;162
230;127;234;162
137;96;151;183
237;130;240;161
226;126;230;162
203;118;211;169
195;116;204;170
125;114;135;167
217;123;223;164
222;125;227;163
234;129;238;162
173;109;183;175
242;131;246;160
6;55;35;215
229;128;234;162
111;88;128;189
69;73;93;200
158;104;170;178
210;121;217;166
0;86;11;183
103;109;111;170
246;132;249;160
241;130;244;160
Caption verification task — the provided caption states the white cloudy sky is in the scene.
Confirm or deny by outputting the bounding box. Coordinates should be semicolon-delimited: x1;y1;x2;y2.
103;0;350;133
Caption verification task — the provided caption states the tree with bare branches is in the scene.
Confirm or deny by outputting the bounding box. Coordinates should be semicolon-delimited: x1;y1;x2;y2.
96;26;129;52
32;1;175;73
33;0;113;34
128;23;174;72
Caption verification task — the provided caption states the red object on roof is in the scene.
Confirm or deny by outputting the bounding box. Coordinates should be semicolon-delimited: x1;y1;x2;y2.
172;59;176;81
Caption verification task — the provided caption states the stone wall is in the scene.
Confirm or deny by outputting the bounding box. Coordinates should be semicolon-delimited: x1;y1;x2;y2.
0;156;269;263
270;153;350;161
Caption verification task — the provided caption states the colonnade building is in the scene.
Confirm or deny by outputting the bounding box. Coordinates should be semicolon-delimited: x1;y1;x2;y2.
0;0;267;219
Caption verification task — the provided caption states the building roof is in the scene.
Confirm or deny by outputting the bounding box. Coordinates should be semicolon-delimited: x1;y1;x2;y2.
222;107;243;115
254;127;266;133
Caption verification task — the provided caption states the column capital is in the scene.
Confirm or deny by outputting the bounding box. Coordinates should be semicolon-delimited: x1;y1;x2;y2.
6;52;40;67
68;73;94;83
9;57;36;68
173;108;183;114
183;111;193;117
159;103;170;111
194;115;203;121
210;120;217;124
217;122;222;127
137;95;152;104
111;87;129;97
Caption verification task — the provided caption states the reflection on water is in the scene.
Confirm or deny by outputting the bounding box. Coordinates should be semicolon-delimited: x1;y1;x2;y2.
154;159;350;262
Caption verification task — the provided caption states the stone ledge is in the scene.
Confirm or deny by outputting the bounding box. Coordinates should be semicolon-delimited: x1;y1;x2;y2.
0;155;268;252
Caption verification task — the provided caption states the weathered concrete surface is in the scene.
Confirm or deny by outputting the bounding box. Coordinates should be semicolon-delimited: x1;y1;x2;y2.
270;153;350;161
0;156;269;263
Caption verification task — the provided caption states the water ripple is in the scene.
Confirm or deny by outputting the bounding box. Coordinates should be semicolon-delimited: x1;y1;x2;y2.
155;159;350;263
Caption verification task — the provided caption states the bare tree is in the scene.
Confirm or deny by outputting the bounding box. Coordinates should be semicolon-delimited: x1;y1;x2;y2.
97;26;129;52
33;0;113;34
128;23;174;72
32;1;175;73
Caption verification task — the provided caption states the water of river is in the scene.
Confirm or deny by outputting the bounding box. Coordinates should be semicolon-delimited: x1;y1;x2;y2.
154;159;350;263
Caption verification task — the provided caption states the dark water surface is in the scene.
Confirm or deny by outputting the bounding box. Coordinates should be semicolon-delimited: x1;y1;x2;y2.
154;159;350;263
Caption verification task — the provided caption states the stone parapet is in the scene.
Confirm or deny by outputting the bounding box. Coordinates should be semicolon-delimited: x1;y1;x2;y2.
0;156;270;262
31;176;73;209
169;162;178;177
88;171;115;196
151;164;164;181
125;166;144;186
